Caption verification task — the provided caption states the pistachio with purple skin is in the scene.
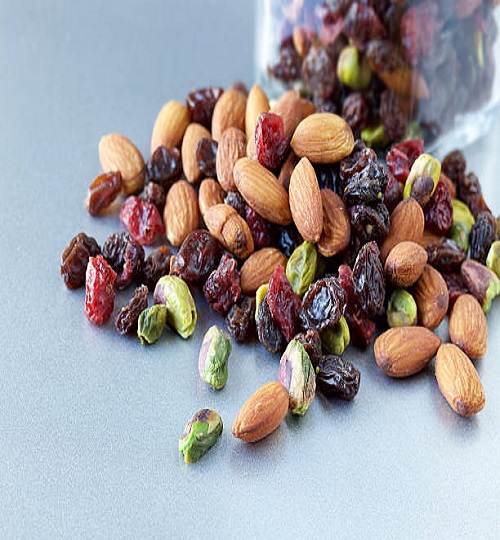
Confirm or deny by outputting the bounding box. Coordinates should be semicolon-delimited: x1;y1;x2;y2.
198;325;231;390
460;259;500;313
178;408;223;463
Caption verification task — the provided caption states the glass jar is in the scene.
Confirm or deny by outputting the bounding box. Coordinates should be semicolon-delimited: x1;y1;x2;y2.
255;0;500;153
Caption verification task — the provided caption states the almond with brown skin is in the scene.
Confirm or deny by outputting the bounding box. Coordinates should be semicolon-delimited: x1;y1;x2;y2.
198;178;225;218
289;157;323;243
377;67;429;99
232;381;289;443
181;123;211;184
163;180;199;246
318;189;351;257
245;84;270;142
211;88;247;142
233;157;292;225
98;133;145;195
150;100;190;153
374;326;442;378
435;344;485;417
417;227;443;249
385;241;428;287
216;127;247;192
412;264;449;329
449;294;487;359
240;248;288;295
292;26;310;57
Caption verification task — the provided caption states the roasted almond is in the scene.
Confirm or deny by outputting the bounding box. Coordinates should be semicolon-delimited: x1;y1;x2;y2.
385;241;428;287
211;88;247;142
232;381;289;443
374;326;441;378
292;26;310;57
377;67;430;99
240;248;288;295
163;180;199;246
412;265;449;330
98;133;145;195
289;157;323;243
181;123;211;184
245;84;270;142
449;294;487;359
216;127;247;192
233;157;292;226
198;178;225;218
417;227;443;248
150;100;190;153
318;189;351;257
435;343;485;417
290;112;354;163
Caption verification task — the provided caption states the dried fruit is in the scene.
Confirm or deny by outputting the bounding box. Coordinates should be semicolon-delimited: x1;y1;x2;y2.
294;329;322;369
245;206;274;248
102;232;144;290
300;276;346;333
316;355;360;400
425;239;466;274
256;294;286;354
198;325;232;390
225;296;255;343
411;265;449;330
469;212;497;265
136;246;172;290
186;87;223;130
203;253;241;316
352;242;385;319
119;196;165;246
255;112;288;170
424;180;453;236
179;409;223;463
115;284;149;336
137;304;167;345
449;294;487;360
195;137;218;178
267;265;301;342
139;181;166;214
84;255;117;325
384;241;428;288
146;146;182;192
61;232;100;290
84;171;122;216
387;289;418;328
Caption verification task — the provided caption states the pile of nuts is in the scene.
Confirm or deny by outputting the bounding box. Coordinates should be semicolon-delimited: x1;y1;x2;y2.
60;82;499;462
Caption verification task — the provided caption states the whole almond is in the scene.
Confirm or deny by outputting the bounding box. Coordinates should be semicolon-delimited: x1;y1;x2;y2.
211;88;247;142
232;381;289;443
150;100;190;153
318;189;351;257
278;152;299;191
163;180;199;246
98;133;145;195
378;67;430;99
385;241;428;287
292;26;310;57
289;157;323;243
198;177;225;218
412;265;449;330
449;294;487;359
216;127;247;192
204;203;254;259
181;123;211;184
374;326;442;378
233;157;292;225
290;112;355;163
240;248;288;295
418;227;442;248
435;344;485;417
245;84;270;141
380;198;425;262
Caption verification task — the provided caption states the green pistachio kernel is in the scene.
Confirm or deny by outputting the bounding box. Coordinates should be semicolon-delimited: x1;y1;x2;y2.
198;325;232;390
452;199;475;232
286;241;318;296
178;408;223;463
387;289;418;328
153;275;197;339
278;340;316;416
449;221;470;251
137;304;167;345
337;45;371;90
486;241;500;279
255;283;269;321
321;316;350;356
361;123;388;148
403;153;441;199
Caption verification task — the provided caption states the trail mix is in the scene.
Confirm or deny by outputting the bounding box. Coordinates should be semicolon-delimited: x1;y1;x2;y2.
60;83;499;461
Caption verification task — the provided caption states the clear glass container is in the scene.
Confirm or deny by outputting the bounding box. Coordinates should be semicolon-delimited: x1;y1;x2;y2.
255;0;500;152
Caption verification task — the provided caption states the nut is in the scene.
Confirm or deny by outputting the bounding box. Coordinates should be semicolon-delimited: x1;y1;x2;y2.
486;240;500;278
292;26;310;58
271;90;315;144
150;100;190;153
277;152;299;191
318;189;351;257
448;294;487;359
198;177;225;218
435;344;485;417
178;408;223;463
245;83;270;141
198;325;232;390
321;316;350;356
163;180;200;246
98;133;145;195
211;88;247;142
374;326;442;378
403;153;441;199
137;304;167;345
240;248;288;295
337;45;371;90
286;241;317;296
384;241;428;287
181;123;211;184
232;381;289;442
216;127;247;192
460;259;500;313
387;289;418;328
411;264;449;330
453;199;475;232
361;123;388;148
377;67;430;99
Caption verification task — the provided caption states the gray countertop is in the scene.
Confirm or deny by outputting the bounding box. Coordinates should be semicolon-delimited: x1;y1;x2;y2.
1;1;499;538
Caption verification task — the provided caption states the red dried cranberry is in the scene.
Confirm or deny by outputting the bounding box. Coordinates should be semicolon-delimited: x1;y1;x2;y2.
203;254;241;315
85;255;117;325
120;196;165;246
267;265;301;342
245;206;274;248
386;139;424;184
255;112;288;170
424;181;453;236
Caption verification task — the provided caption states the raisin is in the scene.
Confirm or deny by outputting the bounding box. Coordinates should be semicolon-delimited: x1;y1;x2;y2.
424;180;453;236
339;140;377;182
102;232;145;290
84;255;117;325
119;196;165;246
383;172;402;214
257;295;286;354
380;90;407;142
314;163;342;195
426;238;466;274
442;273;469;310
386;139;424;184
84;171;122;216
225;296;256;343
400;1;437;65
255;112;288;170
224;191;246;218
457;172;490;219
343;3;386;50
365;38;403;73
469;212;497;265
275;224;301;257
139;182;166;214
302;44;336;99
245;206;274;248
137;245;172;290
343;163;388;205
203;253;241;316
352;241;385;318
348;202;390;244
115;284;149;336
316;355;360;400
61;232;101;290
186;86;223;130
268;41;302;83
294;329;322;368
170;230;222;285
146;146;182;192
231;81;249;96
267;265;301;342
441;149;466;188
342;92;369;132
300;276;346;333
195;137;218;178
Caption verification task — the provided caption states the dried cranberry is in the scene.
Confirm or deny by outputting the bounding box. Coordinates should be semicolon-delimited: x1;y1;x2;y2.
120;196;164;246
469;212;497;265
352;241;385;318
386;139;424;184
203;253;241;315
342;92;369;132
61;232;101;289
115;284;149;336
300;276;346;333
245;206;274;248
424;180;453;236
257;295;286;355
195;137;218;178
400;1;437;65
85;255;117;325
84;171;122;216
255;112;288;170
137;246;172;290
146;146;182;192
426;238;466;274
186;87;223;130
139;182;166;214
225;296;255;343
348;203;390;244
267;265;301;342
102;232;145;290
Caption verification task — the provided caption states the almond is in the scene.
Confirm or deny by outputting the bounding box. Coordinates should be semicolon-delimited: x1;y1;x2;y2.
150;100;190;153
380;198;425;262
378;67;430;99
290;112;354;163
98;133;145;195
240;248;288;295
292;26;310;57
204;203;254;259
318;189;351;257
181;123;211;184
245;84;270;142
233;157;292;225
232;381;289;442
412;265;449;330
211;88;247;142
417;227;443;248
163;180;199;246
374;326;442;378
384;241;428;287
289;157;323;243
277;152;299;191
435;344;485;417
449;294;487;359
198;178;225;218
216;127;247;192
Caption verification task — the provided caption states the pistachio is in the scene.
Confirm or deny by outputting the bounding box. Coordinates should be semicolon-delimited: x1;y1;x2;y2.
321;316;350;356
460;259;500;313
486;240;500;278
153;275;197;338
178;408;223;463
255;283;269;321
198;325;232;390
452;199;475;232
387;289;417;328
449;221;470;252
337;45;371;90
278;340;316;416
286;241;317;296
137;304;167;345
403;154;441;200
361;123;388;148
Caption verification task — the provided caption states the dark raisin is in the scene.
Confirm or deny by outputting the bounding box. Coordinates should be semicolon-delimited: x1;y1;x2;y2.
343;3;386;50
146;146;182;192
365;38;403;72
102;232;145;290
313;163;342;195
225;296;256;343
268;41;302;83
339;140;377;182
426;238;466;273
348;202;390;244
115;284;149;336
442;272;469;310
137;245;172;290
231;81;249;96
386;139;424;184
203;253;241;316
380;90;407;142
383;172;402;214
316;355;360;400
302;44;336;99
139;182;166;214
469;212;497;265
300;276;346;333
294;329;322;368
186;87;223;130
245;206;274;248
424;180;453;235
275;224;301;257
410;176;435;207
352;241;385;318
84;255;117;325
400;1;437;65
255;112;288;170
61;232;101;289
195;138;218;178
441;149;466;188
257;295;286;355
343;163;388;205
457;172;490;219
224;191;247;217
84;172;122;216
119;196;165;246
342;92;369;132
267;265;301;342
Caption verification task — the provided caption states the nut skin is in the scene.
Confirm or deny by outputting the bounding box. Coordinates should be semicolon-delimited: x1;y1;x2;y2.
198;325;232;390
460;259;500;313
163;180;200;246
403;153;441;200
198;178;225;218
318;189;351;257
435;344;485;417
385;241;428;287
240;248;288;295
150;100;190;153
448;294;487;359
216;127;247;192
181;123;211;184
411;265;449;330
179;409;223;463
211;88;247;142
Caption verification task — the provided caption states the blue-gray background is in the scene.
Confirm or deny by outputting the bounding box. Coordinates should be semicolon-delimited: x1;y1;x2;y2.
1;1;499;538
